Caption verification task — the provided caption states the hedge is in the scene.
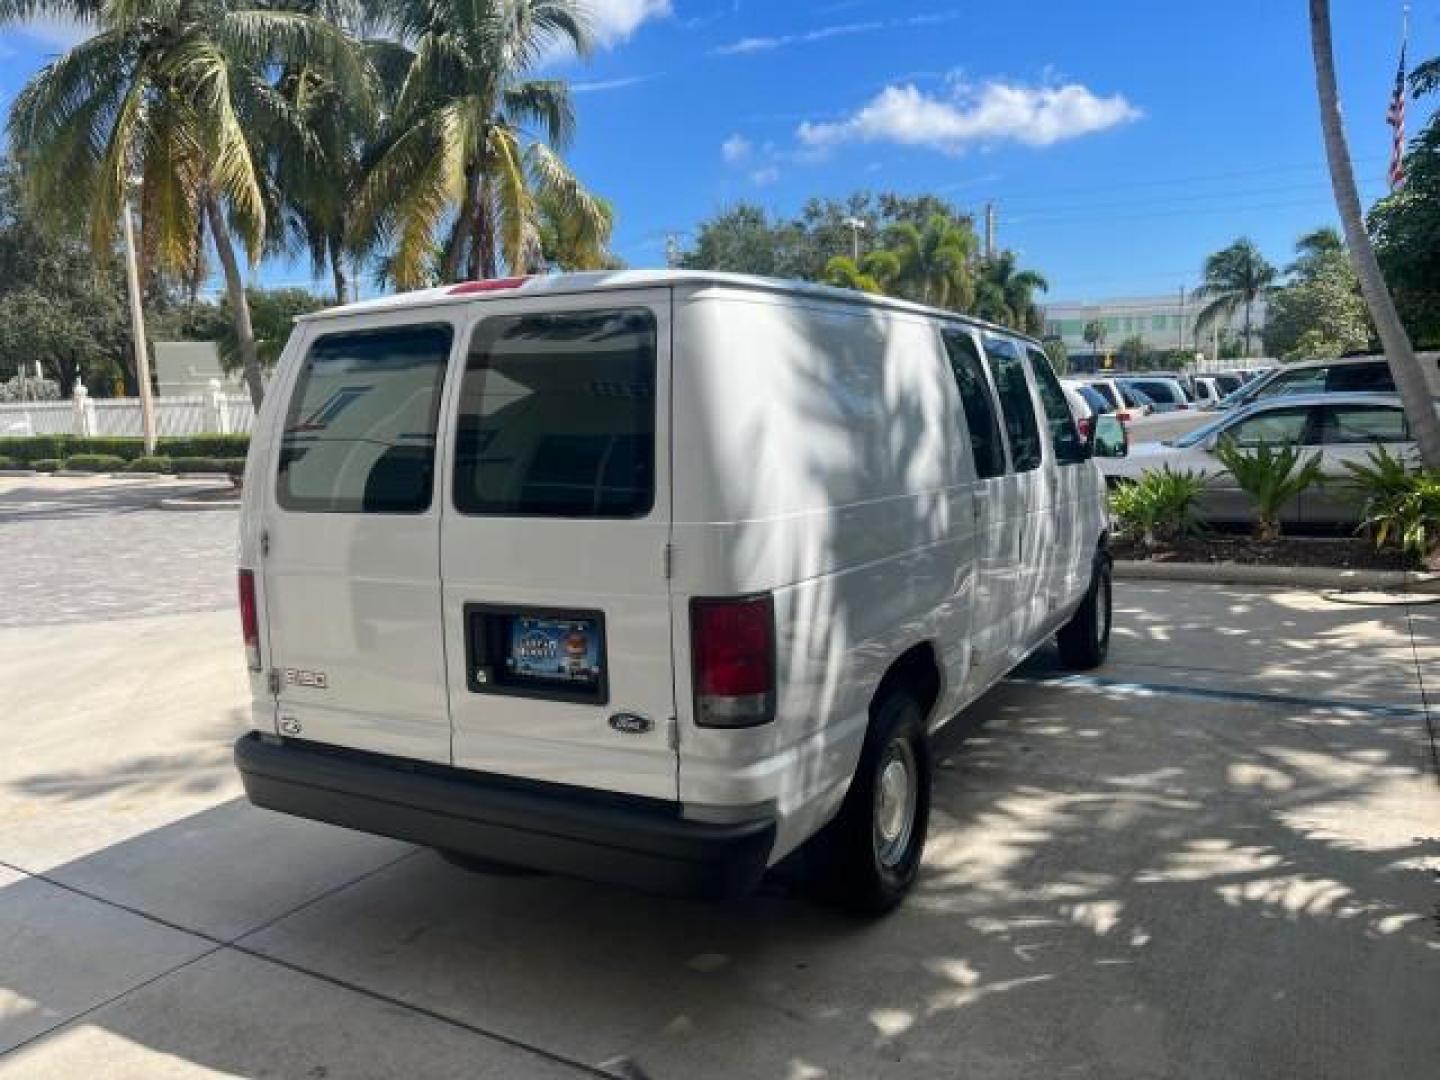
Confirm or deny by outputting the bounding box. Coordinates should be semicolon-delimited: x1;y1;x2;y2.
63;454;128;473
125;456;173;473
32;458;60;472
0;455;16;469
0;434;249;463
172;456;247;476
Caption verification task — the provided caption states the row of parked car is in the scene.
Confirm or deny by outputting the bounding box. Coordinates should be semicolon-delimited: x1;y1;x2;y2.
1065;354;1440;527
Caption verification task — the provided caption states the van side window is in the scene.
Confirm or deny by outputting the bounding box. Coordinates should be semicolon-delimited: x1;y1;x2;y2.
277;324;453;514
454;308;657;518
940;329;1007;479
1026;347;1087;465
982;335;1043;472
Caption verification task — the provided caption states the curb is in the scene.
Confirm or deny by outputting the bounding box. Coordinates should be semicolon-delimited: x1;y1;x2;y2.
158;491;241;511
0;468;36;476
1115;559;1440;594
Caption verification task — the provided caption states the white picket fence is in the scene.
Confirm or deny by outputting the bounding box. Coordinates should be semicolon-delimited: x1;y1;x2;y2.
0;382;255;438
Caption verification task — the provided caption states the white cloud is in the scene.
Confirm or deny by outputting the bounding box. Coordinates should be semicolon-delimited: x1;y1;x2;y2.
713;11;955;56
586;0;672;47
721;134;752;164
715;35;780;55
572;73;659;93
750;166;780;186
797;80;1142;155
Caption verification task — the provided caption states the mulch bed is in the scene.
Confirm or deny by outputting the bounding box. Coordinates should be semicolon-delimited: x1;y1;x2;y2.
1113;534;1417;571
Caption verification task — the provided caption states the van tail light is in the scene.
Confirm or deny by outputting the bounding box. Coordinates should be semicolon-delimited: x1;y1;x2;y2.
1077;416;1094;440
238;569;261;671
691;595;776;728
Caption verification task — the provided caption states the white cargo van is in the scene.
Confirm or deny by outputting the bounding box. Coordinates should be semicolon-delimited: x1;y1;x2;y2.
234;271;1125;912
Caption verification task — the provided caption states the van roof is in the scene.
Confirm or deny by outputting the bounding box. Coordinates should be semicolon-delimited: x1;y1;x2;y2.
298;269;1043;345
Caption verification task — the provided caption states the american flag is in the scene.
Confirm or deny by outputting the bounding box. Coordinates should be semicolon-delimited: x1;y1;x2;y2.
1387;35;1408;190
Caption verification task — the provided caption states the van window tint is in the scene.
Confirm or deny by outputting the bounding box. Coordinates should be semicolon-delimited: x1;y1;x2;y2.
1319;404;1409;444
454;308;656;518
941;330;1006;479
1026;347;1087;465
277;324;453;514
982;335;1042;472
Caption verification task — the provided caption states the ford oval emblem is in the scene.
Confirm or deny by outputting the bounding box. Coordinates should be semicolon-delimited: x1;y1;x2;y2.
609;712;653;735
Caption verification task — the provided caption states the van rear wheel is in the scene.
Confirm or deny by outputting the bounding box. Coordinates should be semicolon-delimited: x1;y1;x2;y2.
807;688;930;915
1057;552;1112;670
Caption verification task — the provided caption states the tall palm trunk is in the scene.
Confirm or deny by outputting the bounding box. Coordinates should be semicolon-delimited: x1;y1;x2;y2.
1310;0;1440;469
1243;298;1253;357
329;238;349;305
204;193;264;410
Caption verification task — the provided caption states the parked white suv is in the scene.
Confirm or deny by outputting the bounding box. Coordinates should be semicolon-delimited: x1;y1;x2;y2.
234;271;1120;912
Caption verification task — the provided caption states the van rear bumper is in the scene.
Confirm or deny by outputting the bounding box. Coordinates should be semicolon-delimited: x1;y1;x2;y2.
234;733;775;898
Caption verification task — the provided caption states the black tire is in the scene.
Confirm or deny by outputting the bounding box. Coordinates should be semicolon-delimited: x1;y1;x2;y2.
1057;552;1112;670
807;688;931;915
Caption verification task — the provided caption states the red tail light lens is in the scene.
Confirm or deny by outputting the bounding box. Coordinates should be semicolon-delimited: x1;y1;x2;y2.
691;595;775;727
1077;416;1094;439
448;276;531;295
238;569;261;671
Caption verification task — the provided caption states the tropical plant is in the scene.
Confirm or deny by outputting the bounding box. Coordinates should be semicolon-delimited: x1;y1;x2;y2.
1343;447;1440;564
823;250;900;294
353;0;609;287
1287;226;1346;280
1117;335;1150;370
885;213;975;308
2;0;370;409
1083;319;1108;360
1214;439;1324;542
1192;238;1279;358
973;250;1047;333
1109;467;1210;550
1311;0;1440;470
1042;337;1068;376
214;287;326;374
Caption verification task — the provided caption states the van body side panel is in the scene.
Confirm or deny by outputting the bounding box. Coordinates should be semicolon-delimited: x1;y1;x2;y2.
669;289;978;860
257;314;459;765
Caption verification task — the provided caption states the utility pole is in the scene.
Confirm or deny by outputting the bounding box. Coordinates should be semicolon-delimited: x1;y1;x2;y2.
121;181;156;456
664;233;680;269
1177;285;1186;354
841;216;867;262
984;202;996;260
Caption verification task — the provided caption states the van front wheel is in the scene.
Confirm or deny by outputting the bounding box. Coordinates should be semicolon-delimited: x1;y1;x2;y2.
1057;553;1112;670
807;689;931;915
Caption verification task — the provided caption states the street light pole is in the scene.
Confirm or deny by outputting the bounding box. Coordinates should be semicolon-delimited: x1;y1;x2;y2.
120;186;156;455
842;216;867;262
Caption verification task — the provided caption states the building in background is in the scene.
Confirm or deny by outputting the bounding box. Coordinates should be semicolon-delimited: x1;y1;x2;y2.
1043;293;1269;372
152;341;244;397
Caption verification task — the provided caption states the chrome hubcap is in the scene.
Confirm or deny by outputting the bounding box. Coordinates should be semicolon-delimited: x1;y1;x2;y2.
874;739;918;868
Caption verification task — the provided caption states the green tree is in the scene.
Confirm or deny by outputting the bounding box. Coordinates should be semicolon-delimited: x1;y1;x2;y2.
1263;260;1372;359
1042;337;1069;375
1083;319;1108;361
215;287;326;373
1117;334;1150;370
1369;57;1440;348
823;251;900;294
353;0;608;287
886;213;975;309
1287;226;1346;280
973;251;1048;333
2;0;368;409
1192;238;1279;357
679;204;809;277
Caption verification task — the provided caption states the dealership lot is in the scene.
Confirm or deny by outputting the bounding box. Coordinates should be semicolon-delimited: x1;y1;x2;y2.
1;477;1437;1079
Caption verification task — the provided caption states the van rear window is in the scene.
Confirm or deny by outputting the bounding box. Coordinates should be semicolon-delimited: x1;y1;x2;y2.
277;324;453;514
454;309;657;518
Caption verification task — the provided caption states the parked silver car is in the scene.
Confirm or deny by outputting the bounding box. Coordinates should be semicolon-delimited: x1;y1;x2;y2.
1213;353;1440;412
1099;392;1425;526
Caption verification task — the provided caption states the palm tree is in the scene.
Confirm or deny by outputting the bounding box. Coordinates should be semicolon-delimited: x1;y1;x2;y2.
974;251;1048;332
823;250;900;295
353;0;610;288
1309;0;1440;468
2;0;368;407
1192;238;1278;358
885;213;975;309
1287;226;1345;280
1083;319;1107;363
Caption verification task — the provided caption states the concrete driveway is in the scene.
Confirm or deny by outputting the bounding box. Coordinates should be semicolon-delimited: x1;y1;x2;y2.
2;476;1437;1079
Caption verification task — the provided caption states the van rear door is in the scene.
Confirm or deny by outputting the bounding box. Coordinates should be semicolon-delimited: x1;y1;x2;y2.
438;290;678;800
260;314;458;765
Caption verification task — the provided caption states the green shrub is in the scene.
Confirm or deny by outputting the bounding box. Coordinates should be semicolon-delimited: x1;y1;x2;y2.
1109;467;1210;550
125;456;174;473
1215;439;1324;543
218;457;247;476
63;453;128;473
0;434;249;463
0;455;16;469
32;458;60;472
1344;448;1440;562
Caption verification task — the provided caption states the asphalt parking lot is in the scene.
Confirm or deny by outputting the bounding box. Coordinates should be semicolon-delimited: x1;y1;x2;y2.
1;476;1437;1079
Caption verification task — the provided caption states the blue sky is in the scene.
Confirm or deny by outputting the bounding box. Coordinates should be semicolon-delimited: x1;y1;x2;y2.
1;0;1435;302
